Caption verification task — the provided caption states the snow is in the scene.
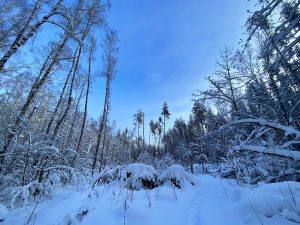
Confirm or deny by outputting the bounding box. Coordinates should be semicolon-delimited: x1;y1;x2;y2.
2;174;300;225
0;204;8;222
160;164;195;188
121;163;158;190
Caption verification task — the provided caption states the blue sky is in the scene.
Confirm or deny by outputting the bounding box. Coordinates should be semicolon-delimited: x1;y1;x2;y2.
88;0;252;132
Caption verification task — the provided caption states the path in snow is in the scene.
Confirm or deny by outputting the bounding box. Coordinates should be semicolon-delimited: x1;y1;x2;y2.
187;176;248;225
186;175;298;225
186;175;248;225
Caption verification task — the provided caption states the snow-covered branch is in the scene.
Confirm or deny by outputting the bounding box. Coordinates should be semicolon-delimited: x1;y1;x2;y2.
225;118;300;139
232;145;300;161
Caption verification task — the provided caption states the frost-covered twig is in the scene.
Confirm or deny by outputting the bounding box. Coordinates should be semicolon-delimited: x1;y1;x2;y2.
248;198;264;225
26;181;51;225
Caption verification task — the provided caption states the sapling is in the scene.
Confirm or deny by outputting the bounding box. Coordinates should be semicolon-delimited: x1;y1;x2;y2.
27;182;51;225
130;189;134;203
120;187;131;225
173;186;178;200
155;187;160;201
248;198;264;225
280;189;299;215
146;189;152;207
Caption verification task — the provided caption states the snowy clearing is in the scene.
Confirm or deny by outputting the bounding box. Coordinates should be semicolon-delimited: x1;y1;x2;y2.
2;174;300;225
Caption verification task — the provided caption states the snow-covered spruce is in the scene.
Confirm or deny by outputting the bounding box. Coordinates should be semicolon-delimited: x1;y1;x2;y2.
160;165;195;188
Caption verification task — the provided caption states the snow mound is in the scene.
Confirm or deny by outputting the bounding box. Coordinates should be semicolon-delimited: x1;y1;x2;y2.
160;165;195;188
121;163;158;190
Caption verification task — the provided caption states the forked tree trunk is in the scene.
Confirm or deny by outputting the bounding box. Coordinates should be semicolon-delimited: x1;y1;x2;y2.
0;0;63;72
92;30;117;171
75;41;93;154
51;44;83;142
51;15;92;142
45;47;78;135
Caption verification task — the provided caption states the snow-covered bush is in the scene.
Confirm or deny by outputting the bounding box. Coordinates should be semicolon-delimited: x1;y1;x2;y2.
46;165;77;185
217;150;300;185
121;163;159;190
193;163;218;175
160;165;195;189
91;164;159;190
9;181;53;208
218;163;236;179
91;166;123;187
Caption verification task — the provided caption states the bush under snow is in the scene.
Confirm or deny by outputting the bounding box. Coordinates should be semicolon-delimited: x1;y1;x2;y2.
91;166;123;187
160;165;195;188
121;163;159;190
91;164;199;190
91;164;159;190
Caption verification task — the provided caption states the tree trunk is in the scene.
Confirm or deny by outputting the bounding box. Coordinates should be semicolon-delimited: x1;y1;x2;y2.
45;47;78;135
75;43;93;154
163;116;166;137
143;113;145;147
137;125;140;147
65;82;85;148
268;71;290;125
92;78;110;170
0;36;68;173
51;44;82;142
50;15;92;142
99;121;108;170
92;30;116;171
0;0;63;72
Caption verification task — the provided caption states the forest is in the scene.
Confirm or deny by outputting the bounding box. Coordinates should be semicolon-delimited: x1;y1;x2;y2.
0;0;300;224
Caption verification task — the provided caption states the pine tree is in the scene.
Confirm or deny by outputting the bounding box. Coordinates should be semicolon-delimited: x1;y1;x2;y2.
161;102;171;137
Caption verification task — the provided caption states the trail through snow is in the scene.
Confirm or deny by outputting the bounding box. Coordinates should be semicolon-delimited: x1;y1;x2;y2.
2;175;300;225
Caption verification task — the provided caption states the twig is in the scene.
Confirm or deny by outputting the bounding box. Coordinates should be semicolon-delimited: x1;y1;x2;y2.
26;182;51;224
248;198;264;225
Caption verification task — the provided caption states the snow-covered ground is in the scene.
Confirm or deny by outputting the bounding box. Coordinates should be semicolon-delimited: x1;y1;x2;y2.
2;174;300;225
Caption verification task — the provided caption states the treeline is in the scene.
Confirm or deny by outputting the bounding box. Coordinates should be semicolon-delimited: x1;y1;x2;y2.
0;0;120;201
162;0;300;183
